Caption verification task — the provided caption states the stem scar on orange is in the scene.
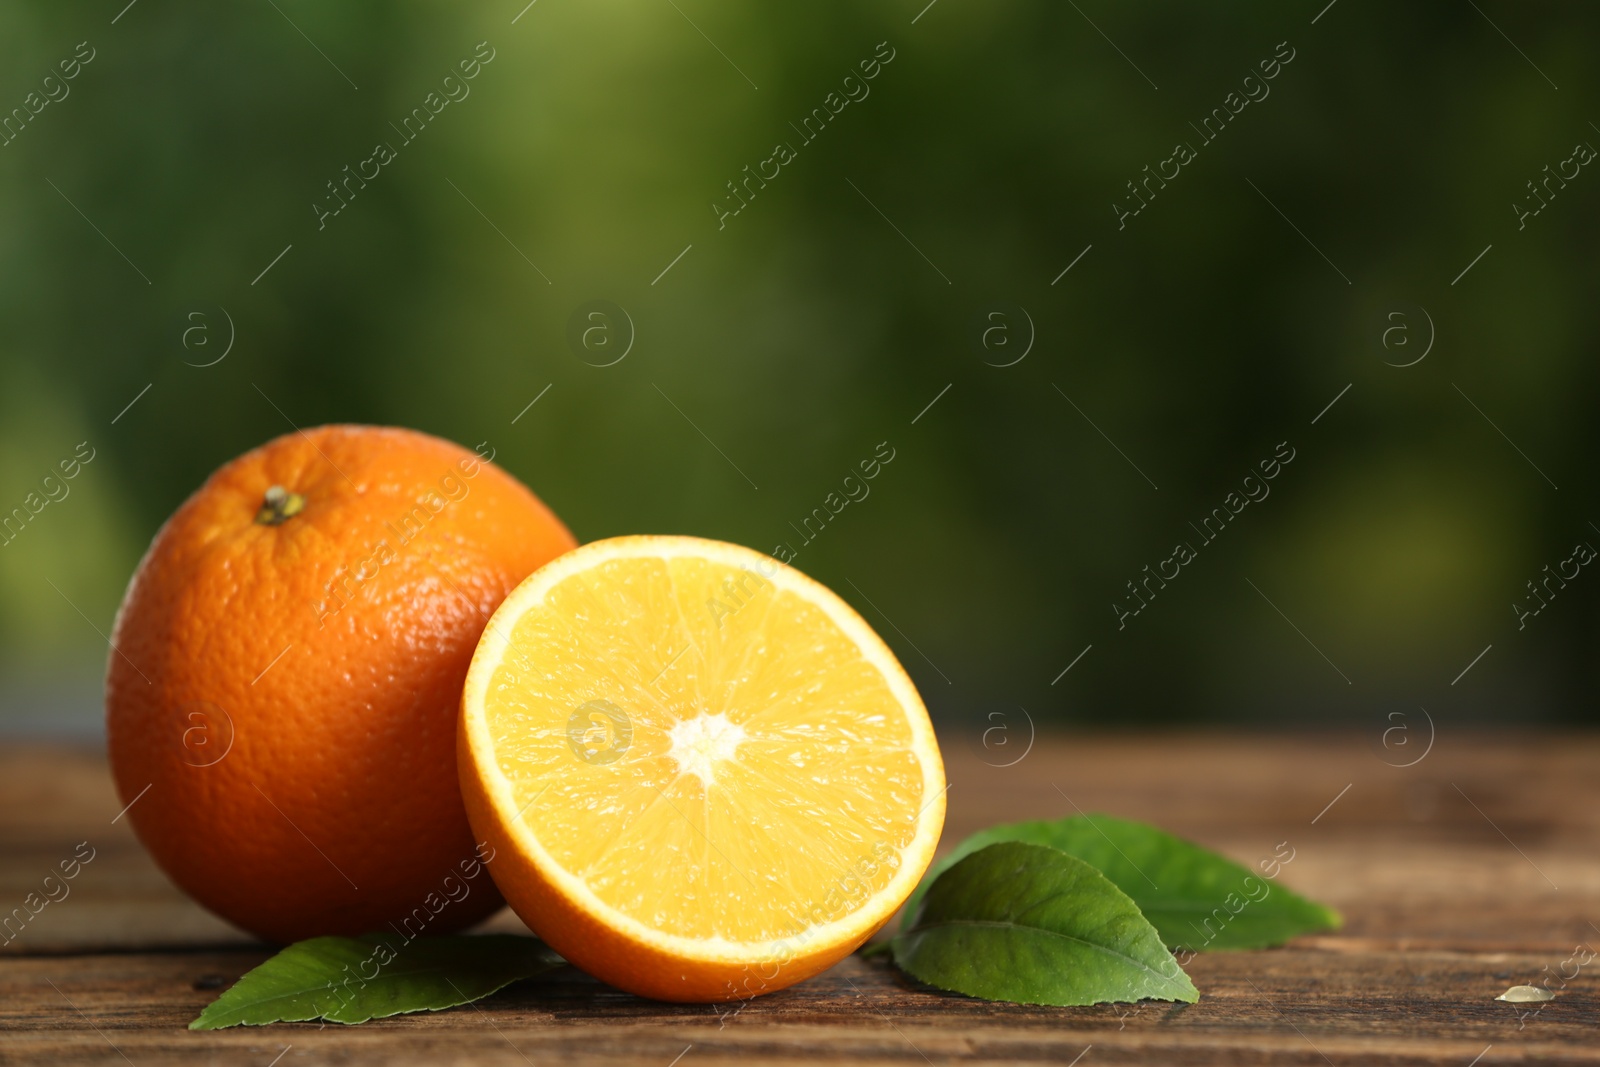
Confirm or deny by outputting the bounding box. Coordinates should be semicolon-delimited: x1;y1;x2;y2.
106;425;576;944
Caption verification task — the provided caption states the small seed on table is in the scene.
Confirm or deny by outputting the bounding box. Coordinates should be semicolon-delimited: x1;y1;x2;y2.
1496;984;1556;1003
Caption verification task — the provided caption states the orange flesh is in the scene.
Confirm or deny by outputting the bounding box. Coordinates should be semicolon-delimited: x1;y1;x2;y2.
481;554;929;946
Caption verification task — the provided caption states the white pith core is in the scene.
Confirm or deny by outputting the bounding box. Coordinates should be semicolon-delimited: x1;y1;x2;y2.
668;713;747;785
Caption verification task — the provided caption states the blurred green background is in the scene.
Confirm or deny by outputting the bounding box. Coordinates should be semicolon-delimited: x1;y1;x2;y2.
2;1;1596;737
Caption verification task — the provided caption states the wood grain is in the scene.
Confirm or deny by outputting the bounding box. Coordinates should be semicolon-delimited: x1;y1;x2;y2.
3;733;1597;1065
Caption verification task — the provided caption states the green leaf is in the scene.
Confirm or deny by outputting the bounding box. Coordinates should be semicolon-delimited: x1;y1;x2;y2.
890;841;1198;1007
190;933;564;1029
904;814;1340;951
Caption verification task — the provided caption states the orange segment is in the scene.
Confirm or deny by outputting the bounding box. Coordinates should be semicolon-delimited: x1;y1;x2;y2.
458;535;945;1001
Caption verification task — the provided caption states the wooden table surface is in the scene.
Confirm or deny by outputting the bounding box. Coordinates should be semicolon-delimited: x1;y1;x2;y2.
3;732;1598;1065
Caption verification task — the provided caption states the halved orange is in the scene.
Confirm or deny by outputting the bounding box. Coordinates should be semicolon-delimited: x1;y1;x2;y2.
458;535;946;1002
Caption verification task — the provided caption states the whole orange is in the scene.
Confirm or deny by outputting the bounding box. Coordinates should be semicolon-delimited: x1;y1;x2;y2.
106;425;576;943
